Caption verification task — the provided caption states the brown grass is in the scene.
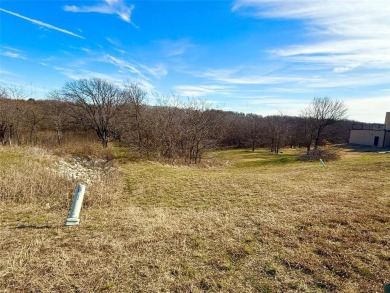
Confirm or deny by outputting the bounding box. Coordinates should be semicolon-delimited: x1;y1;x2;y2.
0;146;122;209
0;146;389;292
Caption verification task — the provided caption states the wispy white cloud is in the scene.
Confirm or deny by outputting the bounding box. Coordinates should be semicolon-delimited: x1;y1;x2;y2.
1;46;23;52
106;37;121;46
0;8;84;39
196;68;320;85
245;97;308;116
158;38;194;57
53;66;155;92
194;68;241;79
333;64;361;74
105;38;128;54
101;54;144;76
262;87;312;94
115;48;128;54
190;64;390;96
0;69;16;76
131;79;155;93
2;51;27;60
138;64;168;78
64;0;135;24
174;85;235;97
101;54;167;79
1;46;27;60
233;0;390;72
211;74;315;85
53;66;123;85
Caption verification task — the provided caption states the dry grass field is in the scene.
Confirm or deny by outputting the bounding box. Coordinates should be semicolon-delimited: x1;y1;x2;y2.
0;146;389;292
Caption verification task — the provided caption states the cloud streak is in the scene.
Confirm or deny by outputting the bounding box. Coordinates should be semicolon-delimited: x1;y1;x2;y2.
196;68;321;85
158;38;194;57
100;54;168;79
0;8;84;39
233;0;390;72
174;85;235;97
189;64;390;97
1;46;27;60
103;54;143;76
2;51;27;60
52;66;155;92
64;0;135;24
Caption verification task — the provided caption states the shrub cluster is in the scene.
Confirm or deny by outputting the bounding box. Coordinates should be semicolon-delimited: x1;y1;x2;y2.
298;148;341;161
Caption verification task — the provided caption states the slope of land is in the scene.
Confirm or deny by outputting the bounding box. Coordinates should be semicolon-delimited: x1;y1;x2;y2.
0;146;389;292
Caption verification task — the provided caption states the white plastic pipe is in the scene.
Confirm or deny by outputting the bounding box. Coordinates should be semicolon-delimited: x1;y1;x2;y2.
65;184;86;226
320;159;326;167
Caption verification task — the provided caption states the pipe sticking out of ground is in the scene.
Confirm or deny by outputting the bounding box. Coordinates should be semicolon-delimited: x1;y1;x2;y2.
65;183;86;226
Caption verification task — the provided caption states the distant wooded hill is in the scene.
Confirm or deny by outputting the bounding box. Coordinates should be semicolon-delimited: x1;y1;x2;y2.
1;79;352;163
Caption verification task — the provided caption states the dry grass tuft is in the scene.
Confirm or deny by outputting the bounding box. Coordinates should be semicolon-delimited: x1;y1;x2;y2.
0;160;74;207
0;146;123;209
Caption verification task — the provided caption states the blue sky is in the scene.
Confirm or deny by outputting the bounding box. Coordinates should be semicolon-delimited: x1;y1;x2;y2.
0;0;389;123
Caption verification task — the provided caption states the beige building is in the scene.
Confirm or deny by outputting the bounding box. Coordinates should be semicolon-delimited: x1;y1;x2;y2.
349;112;390;148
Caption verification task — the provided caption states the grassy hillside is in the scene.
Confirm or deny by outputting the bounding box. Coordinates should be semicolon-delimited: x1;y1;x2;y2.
0;146;389;292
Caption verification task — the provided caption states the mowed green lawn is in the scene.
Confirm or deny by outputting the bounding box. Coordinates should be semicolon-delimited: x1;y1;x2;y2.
0;147;389;292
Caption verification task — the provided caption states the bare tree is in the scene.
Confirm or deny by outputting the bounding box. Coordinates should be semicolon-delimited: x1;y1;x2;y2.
11;101;25;145
0;84;31;145
263;113;289;154
0;82;30;100
121;82;147;149
303;97;347;150
0;84;8;99
153;95;183;160
45;99;71;146
0;85;11;144
219;112;248;148
246;113;263;151
52;78;125;148
144;95;221;163
182;98;221;163
299;109;317;152
0;98;11;145
23;101;45;145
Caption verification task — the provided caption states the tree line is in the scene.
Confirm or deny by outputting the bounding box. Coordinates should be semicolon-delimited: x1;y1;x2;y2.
0;78;349;163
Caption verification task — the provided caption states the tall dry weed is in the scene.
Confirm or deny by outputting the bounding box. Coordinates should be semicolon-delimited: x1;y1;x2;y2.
0;148;123;209
0;160;72;207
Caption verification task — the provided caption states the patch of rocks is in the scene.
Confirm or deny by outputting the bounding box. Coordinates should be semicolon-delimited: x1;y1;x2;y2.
53;157;113;185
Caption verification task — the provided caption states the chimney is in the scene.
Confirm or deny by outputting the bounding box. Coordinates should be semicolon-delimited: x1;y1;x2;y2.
385;112;390;130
